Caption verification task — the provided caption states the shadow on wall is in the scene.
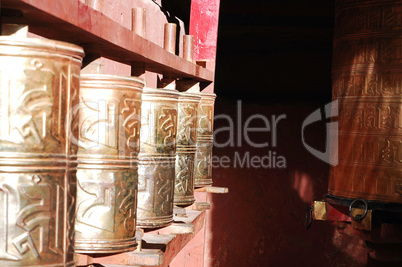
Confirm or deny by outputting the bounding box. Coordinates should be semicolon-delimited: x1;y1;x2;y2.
205;98;370;267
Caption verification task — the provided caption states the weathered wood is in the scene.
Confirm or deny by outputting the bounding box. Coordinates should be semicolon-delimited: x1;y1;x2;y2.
75;249;164;266
195;186;229;193
192;202;211;211
157;223;194;235
144;210;206;267
75;210;206;267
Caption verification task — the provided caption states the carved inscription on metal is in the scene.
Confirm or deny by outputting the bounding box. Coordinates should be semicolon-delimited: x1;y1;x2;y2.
174;93;200;206
0;37;83;266
177;104;197;146
330;0;402;203
76;75;144;253
175;154;195;199
75;170;137;237
0;172;75;266
194;93;216;187
137;88;178;228
137;160;175;227
158;106;177;152
122;98;141;151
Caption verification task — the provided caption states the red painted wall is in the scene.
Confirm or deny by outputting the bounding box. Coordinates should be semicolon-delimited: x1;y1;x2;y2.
190;0;220;61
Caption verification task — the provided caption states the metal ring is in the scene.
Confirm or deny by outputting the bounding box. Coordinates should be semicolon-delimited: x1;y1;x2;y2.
305;205;313;229
349;198;368;222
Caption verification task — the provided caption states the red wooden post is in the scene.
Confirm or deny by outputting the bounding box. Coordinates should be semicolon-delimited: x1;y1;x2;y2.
189;0;221;61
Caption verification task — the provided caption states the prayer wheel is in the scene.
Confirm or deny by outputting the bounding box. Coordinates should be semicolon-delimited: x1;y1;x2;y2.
194;93;216;187
137;88;179;228
329;0;402;205
174;92;201;206
0;37;83;266
75;74;144;253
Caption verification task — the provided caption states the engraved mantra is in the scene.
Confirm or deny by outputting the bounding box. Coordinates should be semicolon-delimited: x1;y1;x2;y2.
339;103;402;130
196;144;212;178
336;5;402;36
175;155;193;194
333;38;402;67
158;107;177;147
177;104;196;144
77;178;136;233
333;71;402;97
0;61;68;145
339;136;402;164
138;171;172;214
80;97;141;150
198;104;213;134
80;99;117;149
122;99;141;150
0;176;65;259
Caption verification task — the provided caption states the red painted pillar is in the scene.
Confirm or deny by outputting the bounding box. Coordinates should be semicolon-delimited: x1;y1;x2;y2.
189;0;221;61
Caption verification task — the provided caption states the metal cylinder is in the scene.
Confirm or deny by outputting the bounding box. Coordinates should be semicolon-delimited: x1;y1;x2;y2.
183;35;194;62
194;93;216;187
75;74;144;253
132;8;146;38
164;23;177;54
329;0;402;204
174;92;201;206
86;0;103;12
0;37;83;266
137;88;179;228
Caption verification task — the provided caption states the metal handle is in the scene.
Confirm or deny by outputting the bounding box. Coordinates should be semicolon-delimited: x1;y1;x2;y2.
305;205;313;229
349;198;368;222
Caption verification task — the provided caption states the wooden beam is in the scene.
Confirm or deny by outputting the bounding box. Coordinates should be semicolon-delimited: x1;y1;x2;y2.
2;0;214;82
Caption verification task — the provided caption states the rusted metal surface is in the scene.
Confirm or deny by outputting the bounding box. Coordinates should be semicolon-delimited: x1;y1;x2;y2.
194;93;216;187
137;88;179;228
0;36;83;266
75;74;144;253
329;0;402;204
174;92;201;207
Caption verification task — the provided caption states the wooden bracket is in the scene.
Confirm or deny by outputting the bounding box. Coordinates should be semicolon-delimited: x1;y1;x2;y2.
195;186;228;194
192;202;211;211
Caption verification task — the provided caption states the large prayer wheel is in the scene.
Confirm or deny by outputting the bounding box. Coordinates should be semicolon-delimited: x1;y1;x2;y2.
0;37;83;266
194;93;216;187
174;92;201;206
329;0;402;205
137;88;179;228
75;74;144;253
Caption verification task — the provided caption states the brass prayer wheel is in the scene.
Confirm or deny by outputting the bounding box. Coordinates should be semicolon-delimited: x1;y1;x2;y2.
75;74;144;253
0;37;83;266
137;88;179;228
174;92;201;206
329;0;402;205
194;93;216;187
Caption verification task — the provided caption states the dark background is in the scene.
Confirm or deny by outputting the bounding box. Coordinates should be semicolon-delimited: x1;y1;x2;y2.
165;0;401;266
209;0;370;266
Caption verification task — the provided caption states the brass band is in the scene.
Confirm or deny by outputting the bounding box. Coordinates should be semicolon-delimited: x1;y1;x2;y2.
137;88;179;228
75;74;144;253
329;0;402;204
174;92;201;206
194;93;216;187
0;37;83;266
